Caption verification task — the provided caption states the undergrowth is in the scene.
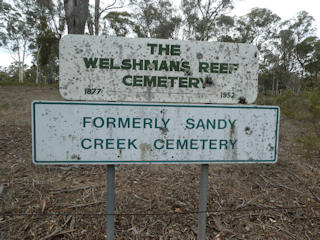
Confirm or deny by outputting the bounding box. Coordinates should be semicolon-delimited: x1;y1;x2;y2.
256;88;320;157
0;81;58;87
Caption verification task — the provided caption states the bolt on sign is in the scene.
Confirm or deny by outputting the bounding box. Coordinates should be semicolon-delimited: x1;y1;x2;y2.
59;35;259;104
32;101;279;164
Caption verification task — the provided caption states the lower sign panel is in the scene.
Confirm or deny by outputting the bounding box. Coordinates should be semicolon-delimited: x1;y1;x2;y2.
32;101;279;164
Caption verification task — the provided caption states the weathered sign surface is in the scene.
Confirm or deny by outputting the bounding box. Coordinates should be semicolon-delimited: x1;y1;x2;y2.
32;101;279;164
59;35;258;103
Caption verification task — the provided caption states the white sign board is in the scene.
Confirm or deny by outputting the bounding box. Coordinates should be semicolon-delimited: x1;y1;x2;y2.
32;101;279;164
59;35;258;104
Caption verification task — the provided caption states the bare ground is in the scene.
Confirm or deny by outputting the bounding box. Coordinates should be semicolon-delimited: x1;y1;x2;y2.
0;86;319;239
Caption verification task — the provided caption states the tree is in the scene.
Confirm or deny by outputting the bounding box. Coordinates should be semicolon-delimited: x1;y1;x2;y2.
130;0;181;39
181;0;234;41
64;0;89;34
277;11;316;90
31;0;65;84
235;8;280;46
104;11;133;36
289;12;316;84
287;11;316;42
34;20;60;84
87;0;125;35
0;1;35;83
215;14;235;42
17;0;65;84
295;36;317;85
305;39;320;88
274;30;298;91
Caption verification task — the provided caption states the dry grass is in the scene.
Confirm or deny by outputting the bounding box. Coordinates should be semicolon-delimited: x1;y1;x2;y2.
0;86;320;239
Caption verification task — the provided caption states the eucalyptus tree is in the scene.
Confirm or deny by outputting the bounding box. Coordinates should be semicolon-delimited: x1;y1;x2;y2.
235;8;280;47
104;11;133;36
277;11;317;90
0;1;35;83
305;39;320;88
287;11;316;43
129;0;181;39
289;11;316;82
25;0;66;84
87;0;125;35
64;0;89;34
214;14;235;42
181;0;235;41
295;36;317;87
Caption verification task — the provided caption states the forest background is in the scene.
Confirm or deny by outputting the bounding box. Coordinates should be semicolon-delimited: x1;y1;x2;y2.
0;0;319;92
0;1;320;239
1;0;320;150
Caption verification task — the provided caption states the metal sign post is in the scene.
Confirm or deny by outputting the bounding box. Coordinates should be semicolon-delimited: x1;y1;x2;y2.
106;165;115;240
197;164;209;240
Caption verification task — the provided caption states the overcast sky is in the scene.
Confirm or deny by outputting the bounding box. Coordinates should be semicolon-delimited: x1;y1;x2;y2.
231;0;319;26
0;0;319;68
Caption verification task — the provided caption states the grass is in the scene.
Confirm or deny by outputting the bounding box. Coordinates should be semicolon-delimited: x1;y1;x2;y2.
256;88;320;156
0;102;10;110
0;80;58;87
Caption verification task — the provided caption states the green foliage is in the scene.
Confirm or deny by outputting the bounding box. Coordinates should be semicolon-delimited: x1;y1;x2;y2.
0;81;58;87
0;70;12;82
104;11;133;37
306;87;320;120
0;102;10;110
295;134;318;157
130;0;181;39
258;88;320;156
181;0;234;41
236;8;280;45
36;21;59;66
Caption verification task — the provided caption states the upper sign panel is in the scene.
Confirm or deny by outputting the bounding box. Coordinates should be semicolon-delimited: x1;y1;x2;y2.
59;35;258;103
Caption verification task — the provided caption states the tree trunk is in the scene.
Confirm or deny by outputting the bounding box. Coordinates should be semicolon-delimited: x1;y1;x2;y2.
272;72;275;96
87;11;94;35
64;0;89;34
36;65;40;85
312;72;318;89
276;76;279;96
94;0;100;35
36;45;42;84
18;62;24;83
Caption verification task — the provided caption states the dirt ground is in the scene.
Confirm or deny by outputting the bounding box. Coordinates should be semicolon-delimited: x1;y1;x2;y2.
0;86;319;240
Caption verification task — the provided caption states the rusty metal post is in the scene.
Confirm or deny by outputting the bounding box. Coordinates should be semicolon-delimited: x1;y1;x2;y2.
106;165;115;240
197;164;209;240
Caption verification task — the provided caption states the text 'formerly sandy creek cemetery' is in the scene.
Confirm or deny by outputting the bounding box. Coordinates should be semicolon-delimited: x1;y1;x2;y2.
32;102;279;164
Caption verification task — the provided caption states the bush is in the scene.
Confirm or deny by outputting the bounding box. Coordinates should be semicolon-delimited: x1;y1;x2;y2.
257;88;320;156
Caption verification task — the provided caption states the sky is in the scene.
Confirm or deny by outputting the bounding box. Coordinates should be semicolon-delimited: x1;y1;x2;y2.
0;0;319;68
231;0;320;27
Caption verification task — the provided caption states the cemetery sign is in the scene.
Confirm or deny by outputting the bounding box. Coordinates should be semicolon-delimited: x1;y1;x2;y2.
59;35;259;103
32;101;279;164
